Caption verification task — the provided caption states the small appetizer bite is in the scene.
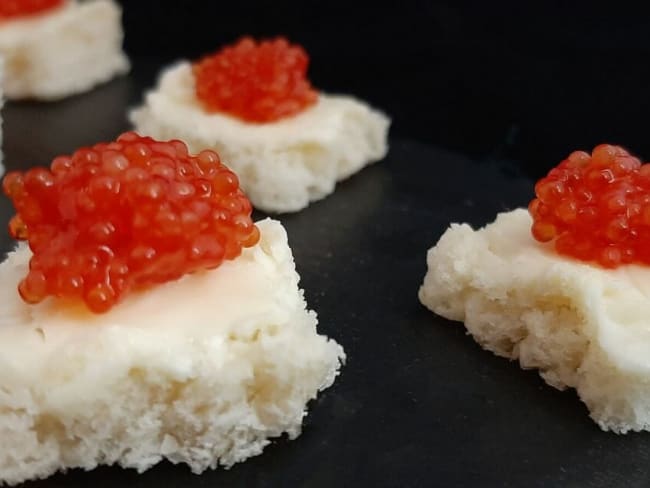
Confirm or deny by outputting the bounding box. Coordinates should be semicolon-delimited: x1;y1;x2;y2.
0;0;129;100
420;145;650;432
0;132;344;485
130;36;390;213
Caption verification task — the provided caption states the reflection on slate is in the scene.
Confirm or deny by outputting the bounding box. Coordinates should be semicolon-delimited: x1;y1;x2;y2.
3;74;134;169
3;67;650;488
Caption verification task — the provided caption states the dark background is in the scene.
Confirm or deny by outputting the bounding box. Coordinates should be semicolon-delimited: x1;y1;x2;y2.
116;0;650;178
7;2;650;487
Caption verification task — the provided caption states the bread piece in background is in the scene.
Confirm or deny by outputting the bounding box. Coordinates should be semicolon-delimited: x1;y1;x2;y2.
0;0;129;101
131;46;390;214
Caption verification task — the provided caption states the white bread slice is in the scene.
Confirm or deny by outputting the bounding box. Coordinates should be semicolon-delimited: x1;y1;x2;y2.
0;219;344;486
130;62;390;213
0;0;129;101
419;208;650;433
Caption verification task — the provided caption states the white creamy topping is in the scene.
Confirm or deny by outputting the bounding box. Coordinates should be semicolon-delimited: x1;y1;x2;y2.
0;219;306;389
130;62;390;213
419;208;650;432
0;218;344;483
138;61;375;148
433;208;650;372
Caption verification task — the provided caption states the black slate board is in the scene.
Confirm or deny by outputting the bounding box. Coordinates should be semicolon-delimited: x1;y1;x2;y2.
4;70;650;488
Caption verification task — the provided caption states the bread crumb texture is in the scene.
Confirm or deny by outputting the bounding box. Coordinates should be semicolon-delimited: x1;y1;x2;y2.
419;208;650;433
130;62;390;213
0;219;344;485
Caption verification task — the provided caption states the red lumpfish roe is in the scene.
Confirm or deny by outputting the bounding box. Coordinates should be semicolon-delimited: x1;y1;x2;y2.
0;0;64;20
528;144;650;268
193;36;318;123
2;131;260;313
